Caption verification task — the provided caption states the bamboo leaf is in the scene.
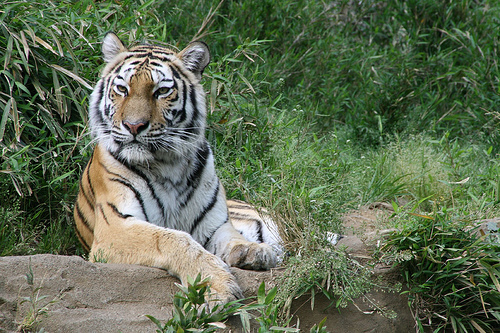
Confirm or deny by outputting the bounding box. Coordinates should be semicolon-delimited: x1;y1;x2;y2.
33;35;58;56
0;98;12;142
479;260;500;293
10;97;20;141
20;30;30;62
237;72;255;94
470;319;487;333
4;35;13;71
49;170;75;185
49;64;93;90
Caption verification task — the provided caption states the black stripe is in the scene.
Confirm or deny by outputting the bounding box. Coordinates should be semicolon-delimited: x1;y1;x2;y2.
132;45;174;55
74;226;90;252
78;178;94;211
85;154;96;200
179;142;210;208
256;221;264;243
108;202;133;219
91;81;106;128
125;53;168;62
106;152;164;221
190;182;220;235
98;159;150;220
108;177;149;221
228;203;254;210
228;213;263;225
126;164;166;219
97;204;110;225
75;201;94;232
176;81;188;124
170;66;181;79
170;63;190;80
181;85;201;140
188;141;210;186
202;214;229;248
110;62;126;77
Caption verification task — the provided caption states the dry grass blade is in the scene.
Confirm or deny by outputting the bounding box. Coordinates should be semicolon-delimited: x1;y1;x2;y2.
19;30;31;66
33;35;58;56
49;64;93;90
63;21;94;51
11;97;20;141
470;319;487;333
191;0;225;42
237;73;256;94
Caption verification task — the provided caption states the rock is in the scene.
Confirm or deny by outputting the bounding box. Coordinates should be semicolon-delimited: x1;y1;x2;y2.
0;205;417;333
0;253;413;333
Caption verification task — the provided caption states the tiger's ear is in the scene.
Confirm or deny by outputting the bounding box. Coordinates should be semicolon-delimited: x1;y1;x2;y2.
102;32;128;63
178;41;210;80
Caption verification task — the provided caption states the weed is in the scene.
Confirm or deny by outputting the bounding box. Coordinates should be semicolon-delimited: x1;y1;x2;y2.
274;246;374;321
90;248;109;264
238;281;329;333
147;275;329;333
377;213;500;332
146;274;242;333
17;259;58;332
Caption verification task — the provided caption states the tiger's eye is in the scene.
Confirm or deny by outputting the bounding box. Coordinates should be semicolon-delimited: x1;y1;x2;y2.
154;87;172;98
115;85;128;94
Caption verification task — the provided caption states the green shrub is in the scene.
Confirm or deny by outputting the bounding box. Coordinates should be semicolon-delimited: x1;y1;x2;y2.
378;213;500;332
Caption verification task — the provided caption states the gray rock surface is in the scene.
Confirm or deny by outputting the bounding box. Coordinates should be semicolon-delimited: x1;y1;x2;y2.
0;252;413;333
0;207;416;332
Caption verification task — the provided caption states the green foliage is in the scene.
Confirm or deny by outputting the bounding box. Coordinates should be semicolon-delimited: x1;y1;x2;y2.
147;276;329;332
146;274;242;333
273;247;381;321
378;213;500;332
2;0;500;329
17;259;58;332
237;283;298;333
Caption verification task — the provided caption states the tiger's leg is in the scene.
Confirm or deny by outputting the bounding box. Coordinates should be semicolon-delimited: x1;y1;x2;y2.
206;222;278;270
90;203;242;304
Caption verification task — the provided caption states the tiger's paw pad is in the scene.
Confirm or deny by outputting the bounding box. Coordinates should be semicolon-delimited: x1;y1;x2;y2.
223;242;277;270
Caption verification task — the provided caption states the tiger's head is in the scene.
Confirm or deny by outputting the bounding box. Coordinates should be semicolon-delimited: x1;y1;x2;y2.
89;32;210;165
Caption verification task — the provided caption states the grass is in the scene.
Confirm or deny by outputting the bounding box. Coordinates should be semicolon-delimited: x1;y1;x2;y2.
376;213;500;332
17;259;59;332
147;274;329;333
1;0;500;331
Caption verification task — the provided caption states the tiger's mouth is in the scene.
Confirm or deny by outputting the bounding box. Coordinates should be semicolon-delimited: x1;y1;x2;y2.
115;140;155;164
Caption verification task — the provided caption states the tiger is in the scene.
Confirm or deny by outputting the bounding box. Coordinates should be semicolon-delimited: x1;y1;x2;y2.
74;32;281;305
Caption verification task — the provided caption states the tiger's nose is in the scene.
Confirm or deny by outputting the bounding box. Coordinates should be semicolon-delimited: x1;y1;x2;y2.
123;121;149;135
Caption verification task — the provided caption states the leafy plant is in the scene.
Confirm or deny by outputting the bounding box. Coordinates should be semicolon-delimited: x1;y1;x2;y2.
17;259;58;332
273;246;393;322
237;282;329;333
146;274;242;333
147;275;330;333
378;213;500;332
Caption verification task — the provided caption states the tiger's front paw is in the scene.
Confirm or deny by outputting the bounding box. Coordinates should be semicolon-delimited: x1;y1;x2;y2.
206;275;242;309
197;256;243;309
222;241;277;270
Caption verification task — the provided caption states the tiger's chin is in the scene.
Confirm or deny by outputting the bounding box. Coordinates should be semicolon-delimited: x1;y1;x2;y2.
115;144;155;165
